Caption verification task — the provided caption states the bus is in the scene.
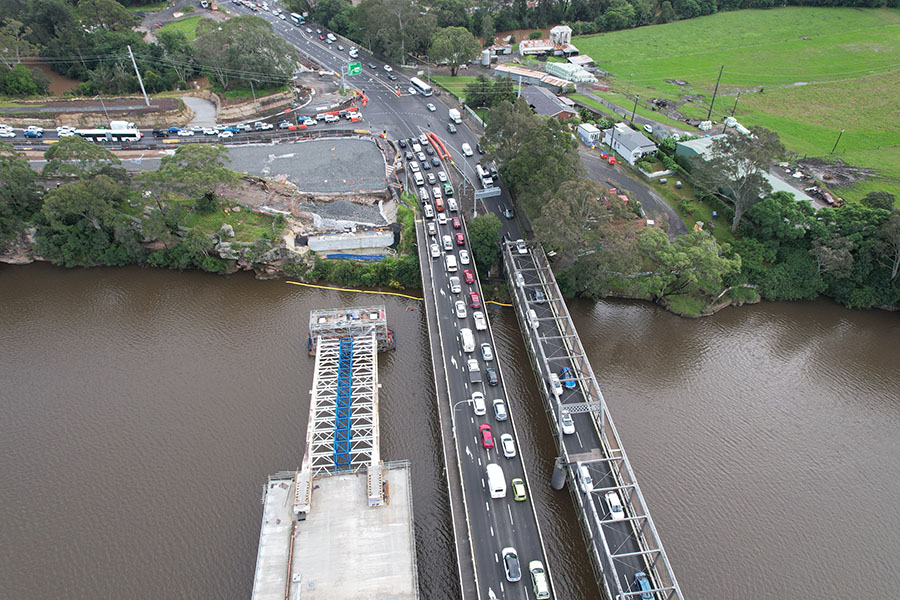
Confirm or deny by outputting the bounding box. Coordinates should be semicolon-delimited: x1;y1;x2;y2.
409;77;433;97
74;128;142;143
290;12;304;25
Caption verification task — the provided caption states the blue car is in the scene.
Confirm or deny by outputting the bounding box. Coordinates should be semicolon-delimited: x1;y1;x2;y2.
225;126;240;133
560;367;576;389
23;130;42;138
168;126;181;133
634;571;653;600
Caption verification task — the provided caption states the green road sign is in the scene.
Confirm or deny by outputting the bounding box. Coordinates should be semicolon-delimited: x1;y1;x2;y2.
347;62;361;76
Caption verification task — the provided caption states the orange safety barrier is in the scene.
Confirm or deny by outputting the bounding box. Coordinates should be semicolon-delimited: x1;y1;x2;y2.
428;132;451;161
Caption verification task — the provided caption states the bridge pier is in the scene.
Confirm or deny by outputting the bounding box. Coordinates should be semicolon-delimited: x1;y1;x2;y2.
551;457;567;490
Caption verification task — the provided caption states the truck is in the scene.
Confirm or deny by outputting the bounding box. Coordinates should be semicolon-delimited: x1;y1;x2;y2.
448;108;462;124
467;358;482;384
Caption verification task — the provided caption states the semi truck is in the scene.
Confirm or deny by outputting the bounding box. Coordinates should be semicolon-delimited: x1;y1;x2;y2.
448;108;462;124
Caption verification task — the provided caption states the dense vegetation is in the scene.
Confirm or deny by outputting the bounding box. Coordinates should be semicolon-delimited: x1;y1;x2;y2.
484;99;900;312
0;3;294;96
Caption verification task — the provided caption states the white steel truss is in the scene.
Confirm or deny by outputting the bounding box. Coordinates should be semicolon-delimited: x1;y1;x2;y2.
305;332;381;478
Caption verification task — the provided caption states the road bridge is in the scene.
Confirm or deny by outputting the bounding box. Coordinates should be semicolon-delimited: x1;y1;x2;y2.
502;240;684;600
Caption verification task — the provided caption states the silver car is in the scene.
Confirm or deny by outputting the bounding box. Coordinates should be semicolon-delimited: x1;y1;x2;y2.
480;343;493;361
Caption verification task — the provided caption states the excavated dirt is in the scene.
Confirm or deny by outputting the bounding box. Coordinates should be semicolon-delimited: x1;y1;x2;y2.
798;157;878;188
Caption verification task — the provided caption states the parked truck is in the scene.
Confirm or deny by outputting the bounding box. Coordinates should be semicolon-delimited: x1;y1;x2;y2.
449;108;462;124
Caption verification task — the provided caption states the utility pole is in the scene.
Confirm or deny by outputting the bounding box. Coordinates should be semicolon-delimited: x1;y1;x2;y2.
127;45;150;107
831;129;845;154
94;95;110;123
731;92;741;117
630;94;639;122
707;64;724;121
517;75;521;98
250;80;258;108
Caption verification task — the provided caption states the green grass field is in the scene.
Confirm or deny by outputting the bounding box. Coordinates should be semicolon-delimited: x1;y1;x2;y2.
575;7;900;201
429;75;477;100
159;15;205;41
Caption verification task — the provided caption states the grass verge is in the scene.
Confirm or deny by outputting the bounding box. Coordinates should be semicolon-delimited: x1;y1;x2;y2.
158;15;204;41
429;75;478;100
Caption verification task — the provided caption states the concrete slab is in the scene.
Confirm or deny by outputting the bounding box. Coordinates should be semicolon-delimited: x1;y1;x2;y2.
251;477;295;600
290;466;417;600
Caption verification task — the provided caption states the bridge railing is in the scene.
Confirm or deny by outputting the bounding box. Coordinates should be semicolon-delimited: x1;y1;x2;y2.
502;239;684;600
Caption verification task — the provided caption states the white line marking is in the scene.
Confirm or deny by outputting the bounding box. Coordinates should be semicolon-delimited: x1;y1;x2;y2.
507;504;514;526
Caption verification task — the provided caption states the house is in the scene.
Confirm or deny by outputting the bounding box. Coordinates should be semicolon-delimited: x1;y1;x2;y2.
492;64;573;93
518;25;579;57
675;135;816;205
602;123;657;165
577;123;602;146
520;86;577;121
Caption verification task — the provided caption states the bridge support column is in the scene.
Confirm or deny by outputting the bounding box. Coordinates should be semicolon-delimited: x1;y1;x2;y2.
551;457;567;490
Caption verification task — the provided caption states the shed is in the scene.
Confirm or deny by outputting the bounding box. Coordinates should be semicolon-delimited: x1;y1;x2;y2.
520;86;577;121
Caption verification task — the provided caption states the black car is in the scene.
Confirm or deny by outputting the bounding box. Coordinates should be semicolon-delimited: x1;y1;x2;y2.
447;123;457;134
476;142;485;154
431;157;440;167
408;137;416;147
486;367;499;386
404;151;414;161
152;129;167;137
398;139;407;148
368;63;377;69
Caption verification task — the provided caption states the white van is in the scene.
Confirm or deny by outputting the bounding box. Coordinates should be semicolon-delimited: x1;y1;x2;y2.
527;309;539;330
459;328;475;353
445;254;458;273
414;172;425;187
486;463;507;499
577;462;593;493
349;47;358;58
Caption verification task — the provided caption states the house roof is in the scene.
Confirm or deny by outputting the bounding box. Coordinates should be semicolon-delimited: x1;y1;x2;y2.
605;123;657;153
568;54;594;66
520;85;573;118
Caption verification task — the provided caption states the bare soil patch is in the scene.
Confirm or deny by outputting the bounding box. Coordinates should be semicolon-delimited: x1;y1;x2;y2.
798;157;878;188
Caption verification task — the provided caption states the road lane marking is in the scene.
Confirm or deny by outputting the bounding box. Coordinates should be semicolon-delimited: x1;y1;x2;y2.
507;504;514;526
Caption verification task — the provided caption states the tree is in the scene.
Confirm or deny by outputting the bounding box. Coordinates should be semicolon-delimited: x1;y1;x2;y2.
637;228;740;300
810;234;855;278
480;14;495;44
35;175;137;266
742;191;817;247
533;178;608;265
603;0;635;30
429;26;480;76
0;143;41;244
878;211;900;282
157;29;197;87
658;1;675;23
194;16;296;91
691;127;784;233
0;19;39;69
75;0;135;31
433;0;470;27
467;213;502;275
861;190;896;212
42;135;124;180
143;144;238;201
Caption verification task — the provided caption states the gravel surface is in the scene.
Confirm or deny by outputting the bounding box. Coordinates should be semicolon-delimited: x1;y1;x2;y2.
226;138;387;195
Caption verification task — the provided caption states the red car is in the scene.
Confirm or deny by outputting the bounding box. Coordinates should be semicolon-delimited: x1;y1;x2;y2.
463;269;474;284
608;157;616;165
318;33;326;40
469;290;481;308
479;424;494;449
451;217;461;229
455;232;465;246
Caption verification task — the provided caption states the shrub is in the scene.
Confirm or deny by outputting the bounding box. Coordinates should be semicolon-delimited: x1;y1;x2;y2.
528;30;543;39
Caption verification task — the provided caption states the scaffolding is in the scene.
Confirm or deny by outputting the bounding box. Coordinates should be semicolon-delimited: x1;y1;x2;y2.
308;306;395;354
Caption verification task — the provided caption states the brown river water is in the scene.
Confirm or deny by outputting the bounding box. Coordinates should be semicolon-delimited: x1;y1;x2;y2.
1;263;899;599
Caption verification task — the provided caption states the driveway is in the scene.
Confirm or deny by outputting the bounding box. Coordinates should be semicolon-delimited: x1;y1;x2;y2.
579;147;689;238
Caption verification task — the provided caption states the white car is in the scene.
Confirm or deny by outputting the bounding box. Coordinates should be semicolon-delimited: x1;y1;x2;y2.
203;128;216;135
407;87;416;95
383;65;392;72
324;114;339;123
515;272;525;288
438;171;447;183
58;130;75;137
442;234;452;251
217;130;233;139
560;409;575;434
430;243;440;258
426;221;437;236
0;130;16;137
214;124;226;130
190;125;203;132
473;311;486;331
177;129;194;136
417;151;427;162
471;391;486;416
426;103;436;112
548;373;563;397
461;143;473;157
56;125;74;133
480;343;493;361
605;490;625;521
437;212;448;226
459;250;470;265
279;12;286;19
449;276;461;293
500;434;516;458
515;239;527;254
455;301;467;319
